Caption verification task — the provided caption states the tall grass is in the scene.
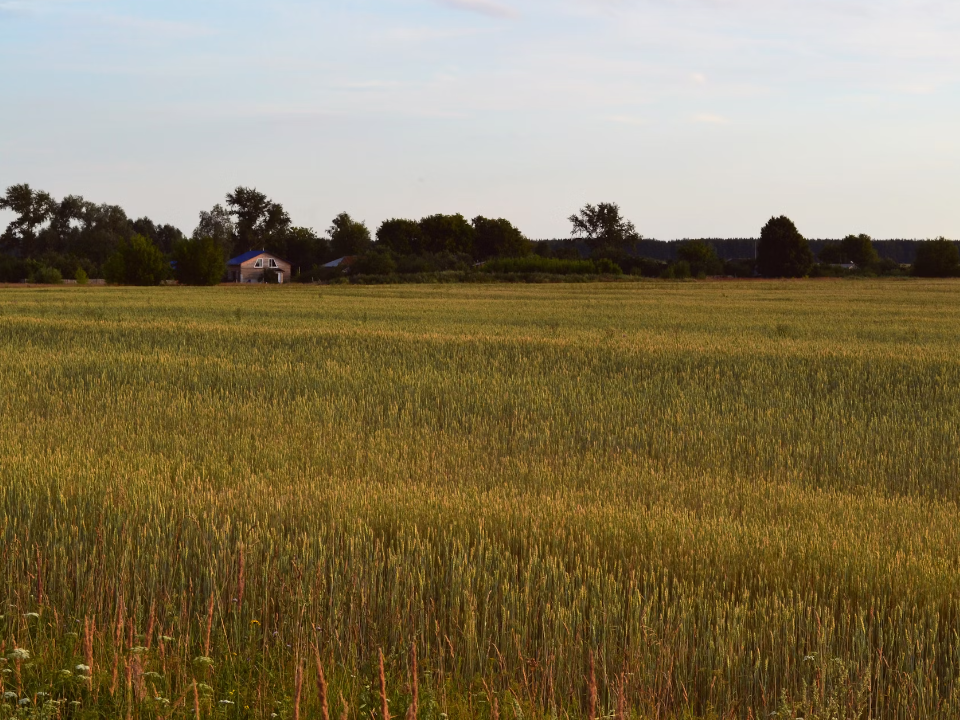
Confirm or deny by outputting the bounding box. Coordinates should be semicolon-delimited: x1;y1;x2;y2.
1;281;960;719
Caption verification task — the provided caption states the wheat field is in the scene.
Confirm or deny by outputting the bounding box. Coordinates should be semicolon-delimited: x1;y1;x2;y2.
1;280;959;720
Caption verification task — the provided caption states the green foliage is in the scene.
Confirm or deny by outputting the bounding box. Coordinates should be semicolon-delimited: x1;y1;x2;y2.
483;256;602;274
661;260;691;279
841;233;879;266
353;248;397;276
418;214;475;255
568;202;640;252
74;267;88;285
676;240;723;276
376;219;424;255
29;266;63;284
103;234;168;286
329;212;373;257
471;216;530;260
226;187;292;257
913;237;960;277
172;236;227;286
757;216;814;277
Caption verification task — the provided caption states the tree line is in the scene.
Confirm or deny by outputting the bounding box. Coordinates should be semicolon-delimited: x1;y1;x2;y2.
2;184;958;284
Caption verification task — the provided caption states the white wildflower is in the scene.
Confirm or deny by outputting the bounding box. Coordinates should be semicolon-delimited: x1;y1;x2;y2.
75;664;91;674
8;648;30;662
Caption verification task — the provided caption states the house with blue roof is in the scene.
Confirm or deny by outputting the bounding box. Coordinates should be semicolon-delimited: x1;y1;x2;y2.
227;250;292;284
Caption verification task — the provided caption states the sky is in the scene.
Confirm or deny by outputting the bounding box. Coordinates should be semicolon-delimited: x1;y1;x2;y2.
1;0;958;240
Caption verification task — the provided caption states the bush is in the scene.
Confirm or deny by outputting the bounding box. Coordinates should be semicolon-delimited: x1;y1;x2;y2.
913;238;960;277
483;256;599;275
661;260;691;279
353;249;397;276
74;267;89;285
593;258;623;275
30;266;63;284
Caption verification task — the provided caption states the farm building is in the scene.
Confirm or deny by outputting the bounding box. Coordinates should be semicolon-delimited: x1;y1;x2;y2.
227;250;292;284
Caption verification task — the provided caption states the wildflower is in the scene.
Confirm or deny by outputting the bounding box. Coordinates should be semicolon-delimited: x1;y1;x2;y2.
250;620;260;626
219;700;235;705
3;692;16;700
24;613;40;620
198;684;214;694
161;636;174;642
8;649;30;662
60;670;72;678
194;656;214;667
130;646;148;655
19;698;31;706
75;664;91;674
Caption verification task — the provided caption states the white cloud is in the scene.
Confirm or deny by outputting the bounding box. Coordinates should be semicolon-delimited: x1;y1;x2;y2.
435;0;519;19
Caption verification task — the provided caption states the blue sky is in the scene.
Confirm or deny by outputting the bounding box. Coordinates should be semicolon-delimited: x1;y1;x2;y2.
1;0;958;239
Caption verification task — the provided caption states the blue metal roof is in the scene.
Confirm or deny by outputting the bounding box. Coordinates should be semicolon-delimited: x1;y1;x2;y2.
227;250;268;266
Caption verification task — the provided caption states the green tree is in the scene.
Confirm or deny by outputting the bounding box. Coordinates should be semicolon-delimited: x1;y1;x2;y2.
193;204;236;258
0;184;55;257
376;219;424;255
818;242;844;264
172;236;227;285
756;216;813;278
913;237;960;277
354;248;397;275
328;213;372;257
103;234;168;285
676;240;722;277
841;234;879;267
133;217;186;255
472;216;530;260
418;214;475;255
225;188;291;257
568;202;640;252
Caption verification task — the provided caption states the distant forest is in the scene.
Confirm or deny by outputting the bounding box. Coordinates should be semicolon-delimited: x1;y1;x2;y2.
1;183;957;284
536;238;928;265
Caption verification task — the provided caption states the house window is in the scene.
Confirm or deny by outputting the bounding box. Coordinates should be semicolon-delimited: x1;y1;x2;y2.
268;259;278;269
254;259;263;268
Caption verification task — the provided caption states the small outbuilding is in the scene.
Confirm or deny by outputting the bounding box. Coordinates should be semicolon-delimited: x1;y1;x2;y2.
227;250;292;284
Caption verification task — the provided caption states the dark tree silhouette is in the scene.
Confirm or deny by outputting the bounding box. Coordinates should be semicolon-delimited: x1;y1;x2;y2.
913;238;960;277
756;216;813;278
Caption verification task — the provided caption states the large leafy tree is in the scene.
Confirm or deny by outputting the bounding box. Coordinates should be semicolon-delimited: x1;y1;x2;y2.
418;214;475;255
568;202;640;252
193;204;235;258
225;187;292;256
172;236;226;286
376;219;424;256
472;216;530;260
0;184;55;257
756;216;813;278
913;237;960;277
102;234;168;285
133;217;186;255
328;213;372;257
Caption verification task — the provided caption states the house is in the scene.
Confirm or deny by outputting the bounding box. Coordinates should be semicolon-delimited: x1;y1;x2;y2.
227;250;292;284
